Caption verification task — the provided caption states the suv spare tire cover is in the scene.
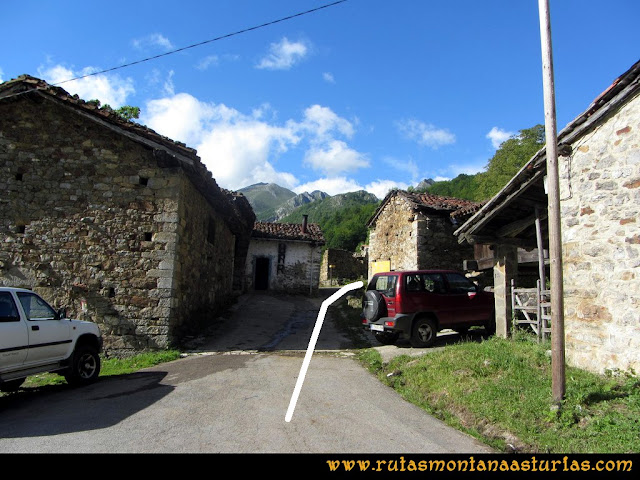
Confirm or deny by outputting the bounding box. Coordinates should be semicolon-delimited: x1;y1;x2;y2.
363;290;387;322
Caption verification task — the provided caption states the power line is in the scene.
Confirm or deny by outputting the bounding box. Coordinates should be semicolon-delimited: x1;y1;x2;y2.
53;0;348;86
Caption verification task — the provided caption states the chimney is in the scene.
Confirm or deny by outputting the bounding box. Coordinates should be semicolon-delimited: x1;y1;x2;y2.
302;214;308;234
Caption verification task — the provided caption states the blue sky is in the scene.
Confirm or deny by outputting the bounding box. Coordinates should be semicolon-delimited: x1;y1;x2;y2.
2;0;638;199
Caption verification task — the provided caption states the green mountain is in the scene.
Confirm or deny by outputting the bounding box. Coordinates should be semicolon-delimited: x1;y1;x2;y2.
237;183;297;221
281;190;380;252
238;183;333;221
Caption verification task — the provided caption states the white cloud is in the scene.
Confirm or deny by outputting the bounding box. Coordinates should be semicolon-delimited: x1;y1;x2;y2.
197;121;300;190
39;65;135;108
196;55;219;70
301;104;354;138
163;70;175;96
142;91;368;192
294;177;364;196
256;37;308;70
143;92;217;146
397;119;456;148
296;105;368;176
0;68;4;82
142;93;301;190
132;33;174;51
365;180;410;200
304;140;369;176
486;126;514;149
323;72;335;83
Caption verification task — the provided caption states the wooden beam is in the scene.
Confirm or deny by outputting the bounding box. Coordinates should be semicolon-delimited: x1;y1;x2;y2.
495;210;547;238
461;233;539;249
461;169;544;238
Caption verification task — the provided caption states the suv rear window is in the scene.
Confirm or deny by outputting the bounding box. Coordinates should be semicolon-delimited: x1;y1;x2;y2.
369;275;398;297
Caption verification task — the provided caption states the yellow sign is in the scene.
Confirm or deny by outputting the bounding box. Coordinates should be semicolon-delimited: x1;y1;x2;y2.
370;261;391;275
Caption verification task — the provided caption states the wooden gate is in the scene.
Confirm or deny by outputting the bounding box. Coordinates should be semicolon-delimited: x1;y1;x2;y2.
511;279;551;341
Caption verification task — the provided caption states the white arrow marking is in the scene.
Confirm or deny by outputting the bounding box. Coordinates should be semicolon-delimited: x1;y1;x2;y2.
285;281;363;422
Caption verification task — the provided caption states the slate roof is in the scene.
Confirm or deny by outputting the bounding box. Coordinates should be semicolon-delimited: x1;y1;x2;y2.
367;189;482;227
252;221;325;244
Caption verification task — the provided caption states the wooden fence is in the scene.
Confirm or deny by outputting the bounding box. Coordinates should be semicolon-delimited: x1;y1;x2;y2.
511;279;551;341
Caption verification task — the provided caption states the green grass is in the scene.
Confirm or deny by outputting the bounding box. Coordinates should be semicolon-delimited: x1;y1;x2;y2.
356;333;639;453
335;294;639;453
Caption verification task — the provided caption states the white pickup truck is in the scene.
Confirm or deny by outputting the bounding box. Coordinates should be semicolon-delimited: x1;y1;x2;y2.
0;287;102;392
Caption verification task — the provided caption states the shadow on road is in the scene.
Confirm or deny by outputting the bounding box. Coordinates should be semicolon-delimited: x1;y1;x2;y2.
0;371;173;438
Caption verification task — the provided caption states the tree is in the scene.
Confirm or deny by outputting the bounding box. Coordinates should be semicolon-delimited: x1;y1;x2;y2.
476;124;545;199
423;124;545;202
114;105;140;121
88;99;140;121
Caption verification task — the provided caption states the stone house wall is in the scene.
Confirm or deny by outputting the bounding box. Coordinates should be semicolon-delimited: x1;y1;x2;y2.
0;85;251;354
559;91;640;374
245;239;323;293
367;195;474;279
319;248;366;286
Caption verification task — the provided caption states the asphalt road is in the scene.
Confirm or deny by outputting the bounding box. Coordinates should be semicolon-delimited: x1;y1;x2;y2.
0;289;494;454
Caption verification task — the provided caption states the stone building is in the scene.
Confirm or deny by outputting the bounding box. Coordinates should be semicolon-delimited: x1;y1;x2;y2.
319;248;367;286
245;216;325;293
366;190;481;279
0;75;255;354
455;59;640;375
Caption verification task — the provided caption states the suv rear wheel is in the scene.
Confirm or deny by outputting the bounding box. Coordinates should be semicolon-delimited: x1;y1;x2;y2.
410;317;437;348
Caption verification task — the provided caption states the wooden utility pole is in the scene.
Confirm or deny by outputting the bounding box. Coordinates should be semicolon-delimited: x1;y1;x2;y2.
538;0;566;404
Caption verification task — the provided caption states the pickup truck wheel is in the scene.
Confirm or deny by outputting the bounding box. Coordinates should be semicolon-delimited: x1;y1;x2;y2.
65;345;101;386
0;378;25;392
410;317;437;348
374;331;399;345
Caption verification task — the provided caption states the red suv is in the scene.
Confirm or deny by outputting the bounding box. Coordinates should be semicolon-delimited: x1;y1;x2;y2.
361;270;495;347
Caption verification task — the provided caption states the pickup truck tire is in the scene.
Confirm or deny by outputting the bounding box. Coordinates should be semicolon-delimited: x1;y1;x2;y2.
410;317;437;348
0;378;25;392
65;344;101;386
363;290;386;322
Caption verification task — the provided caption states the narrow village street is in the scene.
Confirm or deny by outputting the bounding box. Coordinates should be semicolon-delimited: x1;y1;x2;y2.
0;289;493;455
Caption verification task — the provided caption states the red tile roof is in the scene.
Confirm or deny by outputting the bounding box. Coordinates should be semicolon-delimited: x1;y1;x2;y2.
368;189;482;226
252;221;325;244
404;191;480;212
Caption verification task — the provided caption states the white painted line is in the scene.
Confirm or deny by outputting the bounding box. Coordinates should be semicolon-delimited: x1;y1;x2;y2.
285;281;364;423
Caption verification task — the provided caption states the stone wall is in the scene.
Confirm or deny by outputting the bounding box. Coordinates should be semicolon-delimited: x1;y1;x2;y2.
367;195;473;279
559;92;640;374
319;249;366;286
245;239;322;294
0;94;242;354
